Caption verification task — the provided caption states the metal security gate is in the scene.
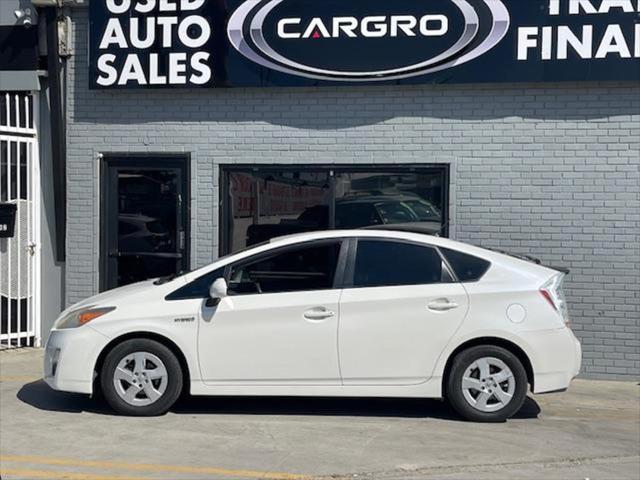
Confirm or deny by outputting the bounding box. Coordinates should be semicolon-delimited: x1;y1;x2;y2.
0;92;41;348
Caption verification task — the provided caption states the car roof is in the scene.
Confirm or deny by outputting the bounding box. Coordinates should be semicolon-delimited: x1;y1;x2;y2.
362;223;442;235
337;195;426;204
266;229;558;276
176;228;557;287
268;229;467;253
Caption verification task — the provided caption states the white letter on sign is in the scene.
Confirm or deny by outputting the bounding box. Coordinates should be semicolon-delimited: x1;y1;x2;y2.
596;25;632;58
190;51;212;85
278;18;301;38
96;54;117;86
99;18;128;49
106;0;130;14
518;27;538;60
178;15;211;48
420;15;448;36
118;54;148;85
182;0;206;11
361;17;387;38
134;0;156;14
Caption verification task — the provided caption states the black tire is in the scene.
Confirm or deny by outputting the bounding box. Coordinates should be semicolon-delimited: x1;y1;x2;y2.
100;338;183;416
445;345;528;423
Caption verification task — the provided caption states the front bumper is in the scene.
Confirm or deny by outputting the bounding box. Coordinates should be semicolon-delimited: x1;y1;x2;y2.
527;327;582;394
44;326;110;395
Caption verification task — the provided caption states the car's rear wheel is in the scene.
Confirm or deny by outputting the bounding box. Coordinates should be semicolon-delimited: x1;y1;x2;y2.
446;345;528;422
100;339;183;416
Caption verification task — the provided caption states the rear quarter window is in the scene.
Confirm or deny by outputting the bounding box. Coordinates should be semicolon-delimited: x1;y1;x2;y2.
440;247;491;282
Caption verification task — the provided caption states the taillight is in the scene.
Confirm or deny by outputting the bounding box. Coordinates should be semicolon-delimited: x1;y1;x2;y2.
540;274;570;326
539;288;556;310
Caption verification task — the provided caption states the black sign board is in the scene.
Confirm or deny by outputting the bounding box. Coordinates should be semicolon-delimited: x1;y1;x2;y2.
89;0;640;89
0;203;17;238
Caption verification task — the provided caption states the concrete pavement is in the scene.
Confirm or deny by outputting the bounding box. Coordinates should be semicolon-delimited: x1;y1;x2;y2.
1;348;638;479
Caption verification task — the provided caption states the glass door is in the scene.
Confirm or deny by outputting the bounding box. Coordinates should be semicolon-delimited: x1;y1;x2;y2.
102;156;189;290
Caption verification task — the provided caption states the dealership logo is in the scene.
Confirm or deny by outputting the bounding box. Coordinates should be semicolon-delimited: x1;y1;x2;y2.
227;0;511;81
277;15;450;40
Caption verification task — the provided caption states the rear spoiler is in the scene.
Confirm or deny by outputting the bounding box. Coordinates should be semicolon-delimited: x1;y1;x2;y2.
484;247;570;275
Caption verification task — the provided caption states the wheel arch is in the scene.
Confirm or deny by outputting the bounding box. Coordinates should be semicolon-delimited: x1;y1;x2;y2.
441;336;535;394
93;332;192;395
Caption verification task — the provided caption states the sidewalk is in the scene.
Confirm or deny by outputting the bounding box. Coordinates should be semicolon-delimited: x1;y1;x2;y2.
1;348;638;479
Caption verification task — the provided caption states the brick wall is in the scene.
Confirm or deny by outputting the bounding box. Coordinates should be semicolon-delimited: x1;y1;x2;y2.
65;8;639;378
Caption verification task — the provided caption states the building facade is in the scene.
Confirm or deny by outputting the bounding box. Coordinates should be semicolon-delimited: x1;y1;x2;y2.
1;0;65;349
3;1;639;379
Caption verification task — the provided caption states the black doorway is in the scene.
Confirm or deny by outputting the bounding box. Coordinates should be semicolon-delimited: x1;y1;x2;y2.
100;155;190;291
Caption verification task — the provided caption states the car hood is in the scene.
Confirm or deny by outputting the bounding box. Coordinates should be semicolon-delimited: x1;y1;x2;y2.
63;279;159;313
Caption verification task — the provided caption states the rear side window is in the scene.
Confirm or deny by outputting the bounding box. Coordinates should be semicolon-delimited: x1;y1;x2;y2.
440;248;491;282
166;267;225;301
353;240;445;288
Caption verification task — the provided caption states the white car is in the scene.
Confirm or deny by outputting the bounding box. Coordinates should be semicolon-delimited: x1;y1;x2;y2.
44;229;581;422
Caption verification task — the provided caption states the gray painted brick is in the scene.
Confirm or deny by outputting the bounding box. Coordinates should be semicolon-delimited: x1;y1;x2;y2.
64;8;639;378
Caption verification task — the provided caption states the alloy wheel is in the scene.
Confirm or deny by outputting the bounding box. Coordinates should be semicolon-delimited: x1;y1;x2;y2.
113;351;168;407
461;356;516;413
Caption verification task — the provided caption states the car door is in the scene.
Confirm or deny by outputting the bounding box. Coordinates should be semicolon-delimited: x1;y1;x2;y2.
198;240;345;385
339;238;469;386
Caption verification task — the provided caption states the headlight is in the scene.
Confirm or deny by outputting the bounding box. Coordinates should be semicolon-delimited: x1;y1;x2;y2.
54;306;116;329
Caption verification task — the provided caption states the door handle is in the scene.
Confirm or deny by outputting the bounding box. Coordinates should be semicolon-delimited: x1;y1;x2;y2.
304;307;336;321
427;299;459;312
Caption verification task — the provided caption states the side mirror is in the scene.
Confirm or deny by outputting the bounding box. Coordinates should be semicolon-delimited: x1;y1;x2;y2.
206;278;228;307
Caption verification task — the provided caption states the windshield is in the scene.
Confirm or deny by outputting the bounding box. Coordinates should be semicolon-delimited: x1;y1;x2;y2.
374;202;420;224
404;200;441;221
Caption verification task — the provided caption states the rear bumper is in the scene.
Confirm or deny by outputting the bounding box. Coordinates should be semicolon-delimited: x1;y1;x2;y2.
44;326;110;395
526;327;582;394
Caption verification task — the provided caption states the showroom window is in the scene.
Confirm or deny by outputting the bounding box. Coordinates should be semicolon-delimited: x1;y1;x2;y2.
221;166;449;254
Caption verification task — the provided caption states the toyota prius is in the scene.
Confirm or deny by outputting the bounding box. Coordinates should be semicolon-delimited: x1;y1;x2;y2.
44;229;581;422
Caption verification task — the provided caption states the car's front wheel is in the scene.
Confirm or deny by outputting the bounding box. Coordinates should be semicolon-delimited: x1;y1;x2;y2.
100;339;183;416
446;345;528;422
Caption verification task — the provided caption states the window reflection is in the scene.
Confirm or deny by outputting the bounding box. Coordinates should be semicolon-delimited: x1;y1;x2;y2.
334;172;443;232
229;171;331;252
226;168;446;253
116;170;180;286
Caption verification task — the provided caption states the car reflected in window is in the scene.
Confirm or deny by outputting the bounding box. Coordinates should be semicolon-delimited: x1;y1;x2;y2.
226;168;447;252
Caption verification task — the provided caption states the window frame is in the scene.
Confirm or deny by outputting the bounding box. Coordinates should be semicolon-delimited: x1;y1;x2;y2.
219;164;450;256
343;237;457;289
100;153;191;292
166;239;349;301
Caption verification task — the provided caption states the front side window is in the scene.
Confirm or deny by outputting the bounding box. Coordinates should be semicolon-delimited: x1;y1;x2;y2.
353;240;446;288
228;242;342;295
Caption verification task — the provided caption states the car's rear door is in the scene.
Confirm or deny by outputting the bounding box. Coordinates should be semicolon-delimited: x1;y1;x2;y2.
198;239;346;385
338;238;469;385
